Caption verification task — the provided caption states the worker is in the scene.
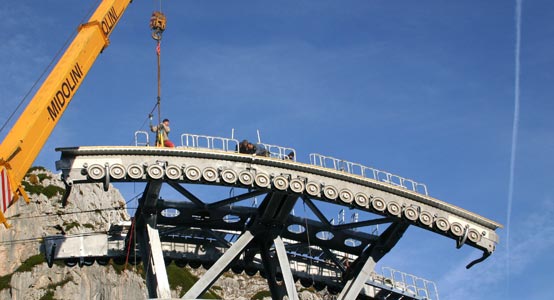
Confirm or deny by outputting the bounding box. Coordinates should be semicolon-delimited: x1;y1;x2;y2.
150;118;175;147
238;139;249;153
254;144;269;157
285;151;294;160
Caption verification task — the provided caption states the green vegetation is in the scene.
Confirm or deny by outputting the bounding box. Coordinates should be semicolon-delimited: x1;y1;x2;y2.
0;254;46;291
37;173;51;182
110;260;126;275
63;221;81;232
21;181;65;198
251;290;271;300
42;185;65;198
17;254;45;272
21;166;64;198
39;290;54;300
108;259;144;276
300;287;316;293
166;262;220;298
167;262;198;297
28;166;47;173
0;273;11;291
82;223;95;230
39;275;74;299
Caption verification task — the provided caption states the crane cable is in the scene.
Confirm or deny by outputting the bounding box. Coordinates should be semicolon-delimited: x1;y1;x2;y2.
149;10;167;147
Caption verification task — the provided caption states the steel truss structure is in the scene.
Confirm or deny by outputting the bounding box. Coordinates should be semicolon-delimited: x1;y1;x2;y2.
46;146;501;300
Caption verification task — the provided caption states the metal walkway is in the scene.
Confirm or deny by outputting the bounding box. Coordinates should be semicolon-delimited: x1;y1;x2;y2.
47;145;501;299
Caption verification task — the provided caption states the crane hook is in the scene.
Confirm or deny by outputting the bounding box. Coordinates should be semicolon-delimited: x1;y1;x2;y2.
150;11;167;41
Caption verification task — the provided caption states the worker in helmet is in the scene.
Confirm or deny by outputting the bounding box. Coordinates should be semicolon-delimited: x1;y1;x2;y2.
150;118;175;147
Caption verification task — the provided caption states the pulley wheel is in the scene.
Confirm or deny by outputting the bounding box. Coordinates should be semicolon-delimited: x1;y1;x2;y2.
254;173;271;188
306;182;321;197
185;166;202;181
147;165;164;179
371;197;387;212
87;164;105;180
289;178;305;194
273;176;289;191
127;164;144;179
221;169;238;184
339;189;354;204
165;165;182;180
202;167;218;182
109;164;126;180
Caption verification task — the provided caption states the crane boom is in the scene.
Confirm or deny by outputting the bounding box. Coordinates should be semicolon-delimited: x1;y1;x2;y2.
0;0;132;227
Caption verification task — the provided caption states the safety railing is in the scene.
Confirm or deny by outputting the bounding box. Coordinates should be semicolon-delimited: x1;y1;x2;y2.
134;131;150;146
380;267;439;300
309;153;428;195
258;142;297;161
135;131;296;161
180;133;239;152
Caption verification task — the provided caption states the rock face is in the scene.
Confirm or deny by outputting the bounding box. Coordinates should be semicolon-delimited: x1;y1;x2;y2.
1;264;146;300
0;168;147;300
188;269;329;300
0;168;331;300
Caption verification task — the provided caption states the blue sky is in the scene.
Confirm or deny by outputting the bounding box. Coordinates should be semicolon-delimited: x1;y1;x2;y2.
1;1;553;299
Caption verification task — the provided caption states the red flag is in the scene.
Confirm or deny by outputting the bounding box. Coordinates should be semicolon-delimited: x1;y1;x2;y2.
1;168;12;213
156;42;161;55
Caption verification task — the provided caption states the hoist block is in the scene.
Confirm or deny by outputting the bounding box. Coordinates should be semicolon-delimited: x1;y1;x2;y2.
150;11;167;32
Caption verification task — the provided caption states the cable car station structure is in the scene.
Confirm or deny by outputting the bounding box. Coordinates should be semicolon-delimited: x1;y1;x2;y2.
45;137;502;300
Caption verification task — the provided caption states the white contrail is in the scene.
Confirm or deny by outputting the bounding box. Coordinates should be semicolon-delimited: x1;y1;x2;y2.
507;0;523;292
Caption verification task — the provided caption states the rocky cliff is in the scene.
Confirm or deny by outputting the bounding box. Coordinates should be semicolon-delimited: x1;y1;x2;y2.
0;167;329;300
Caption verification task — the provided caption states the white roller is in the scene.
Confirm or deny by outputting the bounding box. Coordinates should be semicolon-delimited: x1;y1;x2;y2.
185;166;202;181
147;165;164;179
305;182;321;197
221;169;238;184
202;167;218;182
87;164;105;180
109;163;126;180
165;165;182;180
339;189;354;204
254;173;271;188
289;178;305;194
273;176;289;191
127;164;144;179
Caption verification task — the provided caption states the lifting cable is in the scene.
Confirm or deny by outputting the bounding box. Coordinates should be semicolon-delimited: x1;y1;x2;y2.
149;5;167;147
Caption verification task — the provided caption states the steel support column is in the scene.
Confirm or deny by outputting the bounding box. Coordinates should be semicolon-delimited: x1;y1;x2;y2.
139;223;171;299
274;236;299;300
135;181;171;299
182;230;255;299
259;238;285;299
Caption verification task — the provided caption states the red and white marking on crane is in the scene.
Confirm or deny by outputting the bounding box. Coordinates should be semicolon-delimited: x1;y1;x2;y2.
1;167;12;213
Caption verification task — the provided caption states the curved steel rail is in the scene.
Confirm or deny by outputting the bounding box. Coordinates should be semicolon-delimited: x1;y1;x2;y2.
52;146;501;299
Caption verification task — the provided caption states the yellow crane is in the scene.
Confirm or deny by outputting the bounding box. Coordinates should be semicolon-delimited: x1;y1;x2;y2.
0;0;137;228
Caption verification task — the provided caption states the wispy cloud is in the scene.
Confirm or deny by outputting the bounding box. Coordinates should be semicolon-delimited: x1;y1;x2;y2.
506;0;523;292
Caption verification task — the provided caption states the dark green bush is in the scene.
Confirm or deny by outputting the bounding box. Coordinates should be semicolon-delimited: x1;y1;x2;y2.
0;254;46;291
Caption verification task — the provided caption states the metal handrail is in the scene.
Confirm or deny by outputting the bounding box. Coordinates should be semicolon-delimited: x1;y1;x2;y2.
180;133;239;152
134;131;150;146
309;153;428;195
381;266;439;300
258;142;296;161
